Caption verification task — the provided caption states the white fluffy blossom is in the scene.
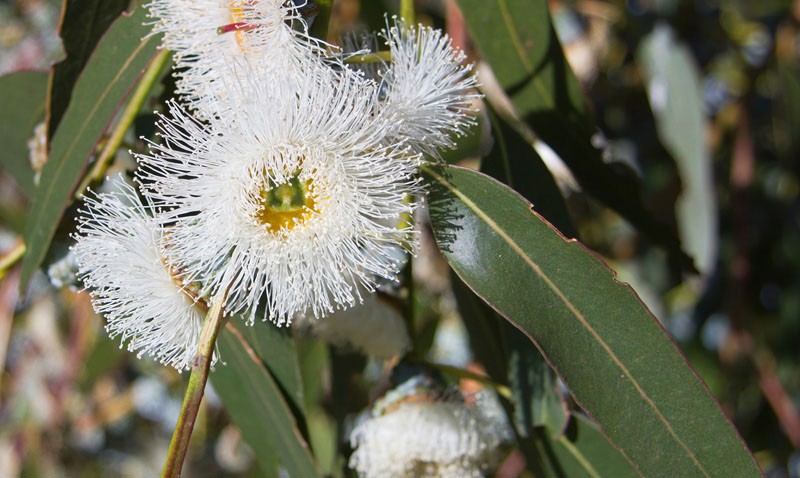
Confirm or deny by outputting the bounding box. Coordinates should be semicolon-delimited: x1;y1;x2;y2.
349;388;512;478
146;0;330;116
136;60;422;325
72;178;208;371
348;18;480;155
296;293;410;358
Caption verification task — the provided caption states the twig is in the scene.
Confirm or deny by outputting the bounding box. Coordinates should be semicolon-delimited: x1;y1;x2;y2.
161;287;228;478
0;240;25;281
75;49;171;200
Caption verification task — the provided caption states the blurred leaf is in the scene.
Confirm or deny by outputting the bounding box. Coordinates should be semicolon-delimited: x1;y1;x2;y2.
78;328;125;389
47;0;130;140
482;109;575;238
456;0;694;270
21;5;160;288
0;71;48;196
212;327;318;478
297;339;340;475
551;414;640;478
776;65;800;156
424;164;762;477
638;24;717;276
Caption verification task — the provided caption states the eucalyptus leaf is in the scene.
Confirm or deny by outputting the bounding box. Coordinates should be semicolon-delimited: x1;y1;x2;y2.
425;164;762;477
21;5;161;288
0;71;48;196
47;0;130;139
552;414;640;478
482;108;575;238
638;24;718;276
212;327;318;478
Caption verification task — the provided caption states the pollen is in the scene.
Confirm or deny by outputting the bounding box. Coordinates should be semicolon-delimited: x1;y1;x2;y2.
257;175;317;233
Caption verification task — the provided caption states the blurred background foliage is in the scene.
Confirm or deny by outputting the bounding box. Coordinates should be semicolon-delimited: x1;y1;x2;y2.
2;0;800;476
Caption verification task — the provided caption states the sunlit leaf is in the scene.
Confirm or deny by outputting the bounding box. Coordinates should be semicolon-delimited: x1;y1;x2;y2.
425;164;762;477
639;24;718;276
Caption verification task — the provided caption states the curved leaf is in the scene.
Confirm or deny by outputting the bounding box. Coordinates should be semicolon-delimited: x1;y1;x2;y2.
212;326;318;478
456;0;694;270
21;5;160;288
424;164;762;477
0;71;48;196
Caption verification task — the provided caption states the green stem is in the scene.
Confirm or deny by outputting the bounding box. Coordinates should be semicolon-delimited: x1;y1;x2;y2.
161;288;228;478
400;0;415;23
75;49;171;200
344;51;392;64
0;241;25;281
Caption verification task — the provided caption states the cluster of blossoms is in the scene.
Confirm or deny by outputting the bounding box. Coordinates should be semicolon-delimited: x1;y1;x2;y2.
72;1;478;371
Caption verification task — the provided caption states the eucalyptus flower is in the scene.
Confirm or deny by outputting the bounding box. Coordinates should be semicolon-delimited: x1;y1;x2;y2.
349;381;512;478
346;18;480;155
136;60;422;325
146;0;329;116
295;293;411;358
72;178;209;371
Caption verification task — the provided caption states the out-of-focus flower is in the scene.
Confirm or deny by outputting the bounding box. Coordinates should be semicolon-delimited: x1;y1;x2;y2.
27;121;47;184
349;376;512;478
72;177;208;371
295;293;410;358
46;249;78;290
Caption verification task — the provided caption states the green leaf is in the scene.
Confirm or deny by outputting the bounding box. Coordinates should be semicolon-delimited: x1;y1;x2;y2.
21;5;160;288
551;414;640;478
212;327;318;478
453;276;568;437
47;0;130;139
456;0;693;270
424;164;762;478
229;320;305;416
638;24;717;276
0;71;48;196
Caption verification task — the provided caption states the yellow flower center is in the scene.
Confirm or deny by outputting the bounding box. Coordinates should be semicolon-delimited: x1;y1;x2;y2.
257;174;317;233
230;2;249;46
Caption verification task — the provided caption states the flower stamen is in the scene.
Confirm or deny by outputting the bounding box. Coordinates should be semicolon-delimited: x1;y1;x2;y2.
257;174;317;233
